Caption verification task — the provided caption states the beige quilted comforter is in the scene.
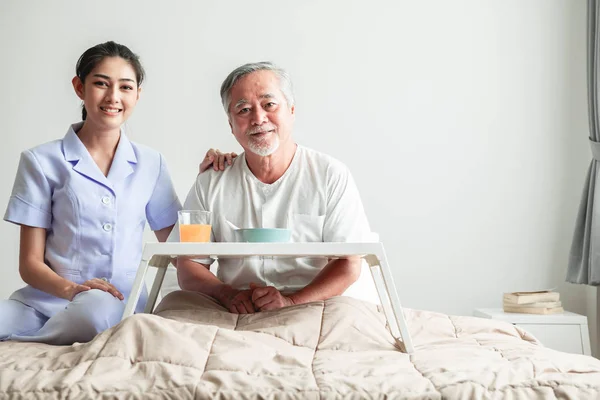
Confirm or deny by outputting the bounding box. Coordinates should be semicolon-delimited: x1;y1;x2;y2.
1;291;599;399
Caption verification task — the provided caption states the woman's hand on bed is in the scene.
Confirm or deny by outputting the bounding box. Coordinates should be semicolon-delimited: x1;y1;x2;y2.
199;149;238;173
250;283;294;311
221;288;255;314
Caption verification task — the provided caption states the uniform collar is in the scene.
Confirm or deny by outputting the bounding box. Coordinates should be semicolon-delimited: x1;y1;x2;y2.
62;122;137;192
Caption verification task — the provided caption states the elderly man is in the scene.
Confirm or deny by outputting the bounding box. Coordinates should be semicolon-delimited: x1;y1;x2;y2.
172;62;376;314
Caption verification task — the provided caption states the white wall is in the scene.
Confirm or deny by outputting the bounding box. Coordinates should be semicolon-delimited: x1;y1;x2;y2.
0;0;594;344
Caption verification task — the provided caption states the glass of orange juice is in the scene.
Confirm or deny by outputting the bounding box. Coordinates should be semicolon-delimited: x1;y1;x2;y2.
178;210;212;242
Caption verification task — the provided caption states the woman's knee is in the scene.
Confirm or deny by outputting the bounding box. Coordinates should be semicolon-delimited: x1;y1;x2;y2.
68;289;124;334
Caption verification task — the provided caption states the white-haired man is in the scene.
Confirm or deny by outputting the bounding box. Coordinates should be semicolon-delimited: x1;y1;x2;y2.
169;62;376;313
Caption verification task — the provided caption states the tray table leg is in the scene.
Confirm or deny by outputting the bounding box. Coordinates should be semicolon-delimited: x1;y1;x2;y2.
122;256;150;321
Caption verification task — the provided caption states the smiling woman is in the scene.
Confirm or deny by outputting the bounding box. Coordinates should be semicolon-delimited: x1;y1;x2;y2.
0;39;242;347
74;42;145;122
74;57;139;128
72;45;145;176
0;41;184;345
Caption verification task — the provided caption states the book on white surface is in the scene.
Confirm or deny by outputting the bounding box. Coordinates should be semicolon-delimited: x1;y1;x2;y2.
503;290;560;305
503;305;564;315
501;301;562;309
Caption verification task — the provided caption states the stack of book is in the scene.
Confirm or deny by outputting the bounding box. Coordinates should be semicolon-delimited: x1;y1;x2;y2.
502;290;563;314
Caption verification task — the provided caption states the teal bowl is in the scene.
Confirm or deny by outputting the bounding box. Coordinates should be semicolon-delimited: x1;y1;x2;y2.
236;228;292;243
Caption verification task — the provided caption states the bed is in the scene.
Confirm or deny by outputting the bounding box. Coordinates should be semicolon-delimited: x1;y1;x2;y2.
1;291;599;399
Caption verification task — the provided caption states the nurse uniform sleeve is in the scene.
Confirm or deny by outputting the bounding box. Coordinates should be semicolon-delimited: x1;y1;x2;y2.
145;153;182;231
322;162;371;242
3;150;52;229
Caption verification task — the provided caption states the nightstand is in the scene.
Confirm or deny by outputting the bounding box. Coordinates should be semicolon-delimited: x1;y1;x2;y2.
473;308;592;356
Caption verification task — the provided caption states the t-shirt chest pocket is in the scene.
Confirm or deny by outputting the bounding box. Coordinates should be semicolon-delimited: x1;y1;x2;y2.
288;213;325;242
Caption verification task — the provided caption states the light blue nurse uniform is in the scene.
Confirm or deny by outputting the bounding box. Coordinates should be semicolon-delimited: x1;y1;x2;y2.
0;122;181;344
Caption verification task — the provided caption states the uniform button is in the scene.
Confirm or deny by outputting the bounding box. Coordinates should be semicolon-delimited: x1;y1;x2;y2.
101;196;111;205
103;223;113;232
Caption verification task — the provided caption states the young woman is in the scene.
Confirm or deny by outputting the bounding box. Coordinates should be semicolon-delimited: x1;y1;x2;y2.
0;41;234;345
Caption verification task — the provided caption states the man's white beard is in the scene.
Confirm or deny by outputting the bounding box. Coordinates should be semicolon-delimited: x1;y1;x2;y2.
248;135;280;157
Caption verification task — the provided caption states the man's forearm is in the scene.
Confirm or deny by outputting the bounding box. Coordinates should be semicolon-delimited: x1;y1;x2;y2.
289;256;361;305
176;258;234;303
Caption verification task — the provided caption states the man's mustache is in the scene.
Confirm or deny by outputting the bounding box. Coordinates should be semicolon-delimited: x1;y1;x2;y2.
247;126;275;135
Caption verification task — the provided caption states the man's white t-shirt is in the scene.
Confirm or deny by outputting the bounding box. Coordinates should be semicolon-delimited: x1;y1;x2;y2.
163;145;379;303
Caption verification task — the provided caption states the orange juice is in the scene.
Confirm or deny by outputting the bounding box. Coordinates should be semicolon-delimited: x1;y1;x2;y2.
179;224;211;242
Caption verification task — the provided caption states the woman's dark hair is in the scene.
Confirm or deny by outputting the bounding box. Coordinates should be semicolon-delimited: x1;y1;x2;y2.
75;41;145;120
